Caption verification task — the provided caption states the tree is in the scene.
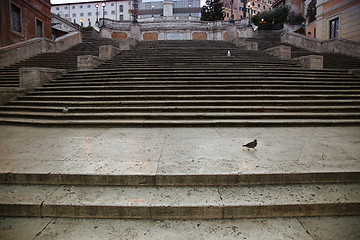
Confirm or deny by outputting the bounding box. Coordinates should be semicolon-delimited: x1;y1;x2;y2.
306;0;317;23
201;0;225;21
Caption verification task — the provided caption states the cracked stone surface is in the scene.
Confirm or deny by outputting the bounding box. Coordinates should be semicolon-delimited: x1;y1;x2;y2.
1;216;359;240
0;126;359;175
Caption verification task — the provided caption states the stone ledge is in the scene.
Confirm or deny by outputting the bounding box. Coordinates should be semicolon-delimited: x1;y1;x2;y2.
0;88;26;105
265;45;291;60
292;55;323;70
19;67;67;91
77;55;102;70
231;38;258;51
99;45;120;60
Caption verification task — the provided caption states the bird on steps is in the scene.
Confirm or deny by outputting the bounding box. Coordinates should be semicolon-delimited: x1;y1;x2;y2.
62;107;68;114
243;139;257;151
227;50;231;57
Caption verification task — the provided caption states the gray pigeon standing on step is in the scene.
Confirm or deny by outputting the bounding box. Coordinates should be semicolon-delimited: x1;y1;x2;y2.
62;107;68;114
243;139;257;151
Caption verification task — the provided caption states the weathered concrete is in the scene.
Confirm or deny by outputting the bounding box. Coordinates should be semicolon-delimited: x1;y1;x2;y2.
77;55;102;71
1;216;359;239
265;45;291;60
0;32;82;68
19;67;66;91
99;45;119;60
0;88;25;105
231;38;258;51
119;38;137;50
0;126;359;176
292;55;324;69
281;31;360;58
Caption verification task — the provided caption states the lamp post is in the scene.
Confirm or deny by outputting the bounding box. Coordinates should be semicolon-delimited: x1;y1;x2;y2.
102;2;106;27
80;18;83;27
247;1;252;27
95;3;99;25
88;18;91;27
189;3;192;16
229;0;234;23
133;0;138;23
152;4;154;17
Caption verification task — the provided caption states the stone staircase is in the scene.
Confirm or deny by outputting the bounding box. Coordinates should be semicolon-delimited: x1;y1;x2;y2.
0;40;359;126
247;30;360;70
0;37;120;88
1;173;359;219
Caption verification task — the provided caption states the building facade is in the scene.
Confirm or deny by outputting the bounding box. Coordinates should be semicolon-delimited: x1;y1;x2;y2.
138;0;201;19
306;0;360;42
222;0;273;21
51;0;132;27
0;0;52;47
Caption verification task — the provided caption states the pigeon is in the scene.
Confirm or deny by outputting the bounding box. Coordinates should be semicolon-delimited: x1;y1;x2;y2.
243;139;257;151
227;50;231;57
62;107;68;114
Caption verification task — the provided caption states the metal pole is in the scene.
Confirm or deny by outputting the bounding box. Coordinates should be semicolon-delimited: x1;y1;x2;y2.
229;0;234;23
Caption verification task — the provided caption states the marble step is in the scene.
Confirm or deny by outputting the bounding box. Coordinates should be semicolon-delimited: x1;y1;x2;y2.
0;118;359;126
1;183;359;219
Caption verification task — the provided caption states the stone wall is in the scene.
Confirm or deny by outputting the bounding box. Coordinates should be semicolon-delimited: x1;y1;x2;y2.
0;31;82;68
102;17;255;41
281;31;360;58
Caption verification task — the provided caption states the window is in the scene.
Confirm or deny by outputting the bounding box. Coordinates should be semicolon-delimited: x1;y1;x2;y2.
56;7;59;10
64;6;68;10
72;6;75;9
87;5;91;8
330;18;339;39
88;12;92;16
65;14;69;18
120;15;123;20
36;19;43;37
11;4;21;32
104;11;107;15
80;5;83;8
119;5;123;12
72;13;76;17
111;11;115;15
80;13;84;17
111;3;115;6
258;4;260;7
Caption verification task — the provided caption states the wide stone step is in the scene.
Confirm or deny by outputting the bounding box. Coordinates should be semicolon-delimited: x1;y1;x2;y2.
1;183;359;219
35;84;360;92
0;118;359;126
7;99;360;107
16;94;360;101
0;111;359;121
28;90;360;96
1;105;359;113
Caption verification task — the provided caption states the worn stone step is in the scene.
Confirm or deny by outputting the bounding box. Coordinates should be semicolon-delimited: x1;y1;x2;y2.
27;90;360;96
7;99;360;107
1;105;359;113
0;183;359;219
0;111;359;120
0;118;359;127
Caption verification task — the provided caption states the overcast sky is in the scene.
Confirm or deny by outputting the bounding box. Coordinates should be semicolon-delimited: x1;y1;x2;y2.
51;0;206;7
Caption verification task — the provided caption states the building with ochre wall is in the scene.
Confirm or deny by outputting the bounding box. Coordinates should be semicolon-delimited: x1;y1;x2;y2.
307;0;360;42
222;0;273;21
0;0;52;47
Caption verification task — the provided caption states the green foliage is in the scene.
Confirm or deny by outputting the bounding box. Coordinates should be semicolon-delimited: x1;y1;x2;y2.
201;0;225;21
306;0;317;23
252;5;290;29
82;26;93;31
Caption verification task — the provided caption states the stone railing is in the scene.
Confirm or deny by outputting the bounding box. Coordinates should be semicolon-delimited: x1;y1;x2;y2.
0;31;82;68
100;17;255;41
281;32;360;58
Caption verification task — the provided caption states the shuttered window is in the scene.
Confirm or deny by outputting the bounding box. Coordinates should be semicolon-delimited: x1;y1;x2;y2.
11;4;21;32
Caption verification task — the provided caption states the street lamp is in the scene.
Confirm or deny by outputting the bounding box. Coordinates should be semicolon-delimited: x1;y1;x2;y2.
152;4;154;17
80;18;83;27
247;1;252;27
229;0;234;23
189;3;192;16
102;2;106;27
133;0;138;23
95;3;99;25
